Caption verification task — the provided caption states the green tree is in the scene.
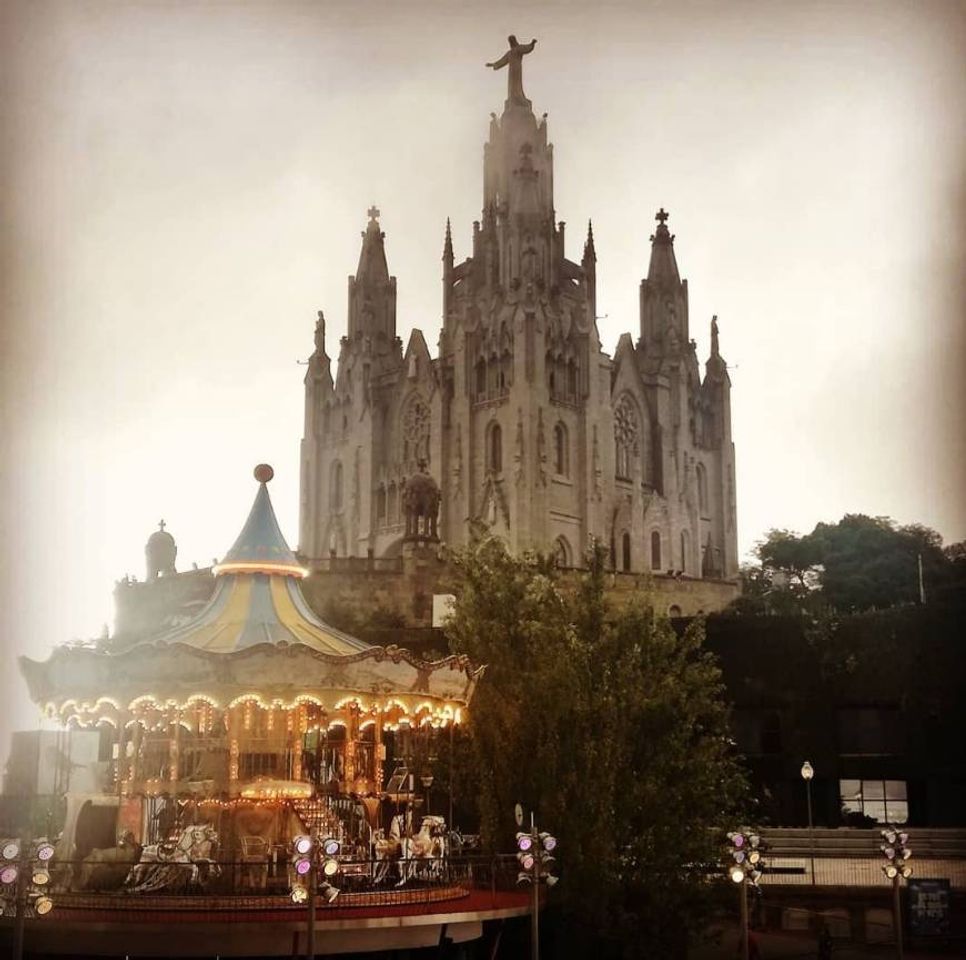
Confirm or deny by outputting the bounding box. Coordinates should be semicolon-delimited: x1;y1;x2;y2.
734;515;961;615
444;533;747;958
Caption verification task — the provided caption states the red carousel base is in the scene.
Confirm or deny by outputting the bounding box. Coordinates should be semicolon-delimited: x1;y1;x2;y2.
1;886;534;956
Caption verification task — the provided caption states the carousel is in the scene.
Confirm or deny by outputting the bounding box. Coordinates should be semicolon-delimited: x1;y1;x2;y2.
17;464;485;902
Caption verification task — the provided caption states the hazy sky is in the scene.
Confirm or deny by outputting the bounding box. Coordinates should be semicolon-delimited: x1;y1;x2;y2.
2;0;964;749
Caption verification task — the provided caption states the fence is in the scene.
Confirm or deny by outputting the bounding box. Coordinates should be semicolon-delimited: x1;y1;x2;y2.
34;853;522;906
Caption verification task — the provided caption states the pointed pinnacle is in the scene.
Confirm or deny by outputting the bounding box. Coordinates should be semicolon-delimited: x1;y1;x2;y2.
583;219;596;261
443;217;454;261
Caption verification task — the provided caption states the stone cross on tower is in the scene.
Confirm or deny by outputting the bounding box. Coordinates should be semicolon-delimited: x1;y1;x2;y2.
486;35;538;104
656;208;670;225
367;205;380;222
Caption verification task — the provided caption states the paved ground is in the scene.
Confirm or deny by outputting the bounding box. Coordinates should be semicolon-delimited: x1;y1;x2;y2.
691;925;965;959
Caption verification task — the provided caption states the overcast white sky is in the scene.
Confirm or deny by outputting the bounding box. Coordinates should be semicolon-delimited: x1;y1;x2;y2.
2;0;964;750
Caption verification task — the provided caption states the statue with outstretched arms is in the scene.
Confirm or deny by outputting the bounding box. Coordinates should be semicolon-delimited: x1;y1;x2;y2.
486;35;537;103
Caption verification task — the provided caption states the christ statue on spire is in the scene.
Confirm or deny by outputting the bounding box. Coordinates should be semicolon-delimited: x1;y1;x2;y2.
486;35;537;104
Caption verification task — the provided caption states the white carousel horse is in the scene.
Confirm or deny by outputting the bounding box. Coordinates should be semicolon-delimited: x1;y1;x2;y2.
397;815;447;885
371;828;401;885
74;831;142;891
125;823;219;893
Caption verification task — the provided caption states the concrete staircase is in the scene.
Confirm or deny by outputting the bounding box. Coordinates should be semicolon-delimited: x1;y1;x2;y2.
760;827;966;859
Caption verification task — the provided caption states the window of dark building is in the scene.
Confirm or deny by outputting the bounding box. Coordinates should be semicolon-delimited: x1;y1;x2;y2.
840;779;908;824
621;531;631;571
376;486;386;522
650;530;661;570
836;707;901;755
731;709;782;755
761;712;783;754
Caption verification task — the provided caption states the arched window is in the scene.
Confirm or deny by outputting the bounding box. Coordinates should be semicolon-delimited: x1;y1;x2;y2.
614;395;638;480
475;358;486;399
500;351;512;394
376;485;387;523
680;530;690;574
488;356;500;396
696;462;708;514
621;531;632;572
567;359;577;399
554;536;572;568
487;421;503;473
668;604;683;618
553;422;569;476
402;394;430;467
387;482;397;521
650;530;662;570
331;461;343;511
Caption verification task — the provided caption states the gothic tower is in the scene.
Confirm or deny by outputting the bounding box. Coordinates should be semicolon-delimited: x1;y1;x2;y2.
299;39;738;592
436;40;605;560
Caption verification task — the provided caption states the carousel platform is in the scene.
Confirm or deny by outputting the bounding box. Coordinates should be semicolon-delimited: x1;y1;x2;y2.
1;863;535;956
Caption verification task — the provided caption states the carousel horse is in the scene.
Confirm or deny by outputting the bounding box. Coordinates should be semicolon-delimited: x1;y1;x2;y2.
397;815;447;885
125;823;219;894
371;828;401;885
73;831;142;892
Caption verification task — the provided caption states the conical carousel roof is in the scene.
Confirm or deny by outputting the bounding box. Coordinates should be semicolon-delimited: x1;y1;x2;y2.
20;465;484;726
161;464;368;655
213;463;306;579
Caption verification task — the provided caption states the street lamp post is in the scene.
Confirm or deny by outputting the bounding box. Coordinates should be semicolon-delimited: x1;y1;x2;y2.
2;836;56;960
516;814;559;960
292;831;342;959
880;826;912;960
800;760;816;885
727;830;764;960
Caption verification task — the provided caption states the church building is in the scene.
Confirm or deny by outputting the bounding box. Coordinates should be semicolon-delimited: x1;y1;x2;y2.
299;38;738;585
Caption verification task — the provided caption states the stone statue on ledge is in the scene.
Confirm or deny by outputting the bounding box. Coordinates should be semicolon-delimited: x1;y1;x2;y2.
486;35;537;104
402;460;441;542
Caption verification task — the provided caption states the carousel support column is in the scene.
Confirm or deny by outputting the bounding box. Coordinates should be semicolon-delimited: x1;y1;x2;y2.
228;707;240;792
344;705;359;786
169;708;181;789
293;704;307;783
116;711;129;796
373;714;384;791
130;717;144;788
448;721;454;830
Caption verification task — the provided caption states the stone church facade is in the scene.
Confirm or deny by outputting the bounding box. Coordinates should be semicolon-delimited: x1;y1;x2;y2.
299;46;738;588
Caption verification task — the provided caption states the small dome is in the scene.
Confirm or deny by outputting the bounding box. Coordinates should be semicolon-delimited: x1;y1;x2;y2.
147;527;176;548
146;520;177;580
405;470;439;497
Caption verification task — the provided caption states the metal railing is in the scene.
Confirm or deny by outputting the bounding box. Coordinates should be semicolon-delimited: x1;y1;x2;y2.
38;853;523;905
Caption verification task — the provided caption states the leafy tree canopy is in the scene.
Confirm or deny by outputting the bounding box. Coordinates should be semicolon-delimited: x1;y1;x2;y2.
733;514;964;615
443;532;747;958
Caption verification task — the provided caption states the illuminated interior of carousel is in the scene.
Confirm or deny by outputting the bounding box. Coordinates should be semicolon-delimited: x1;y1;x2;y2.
15;465;486;907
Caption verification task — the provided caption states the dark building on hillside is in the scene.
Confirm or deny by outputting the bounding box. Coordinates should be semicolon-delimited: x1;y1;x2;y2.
706;602;966;830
